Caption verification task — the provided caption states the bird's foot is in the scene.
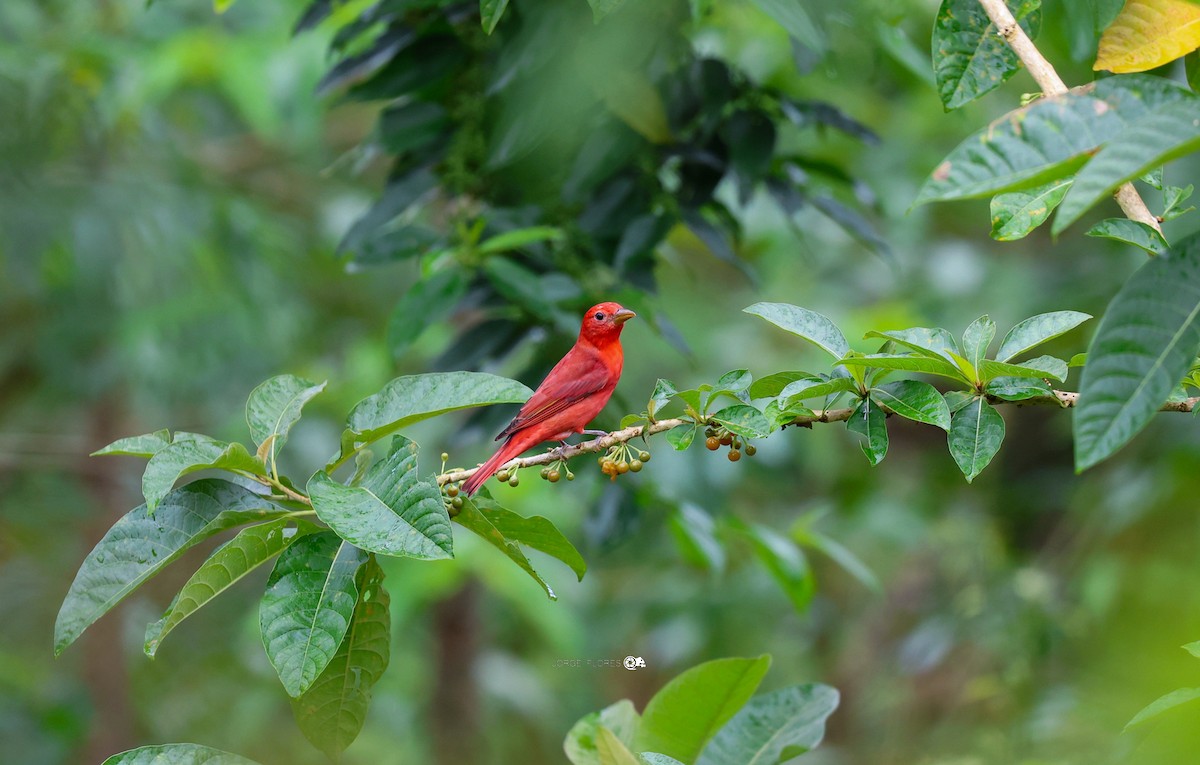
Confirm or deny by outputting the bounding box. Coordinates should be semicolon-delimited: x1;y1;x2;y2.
581;429;610;438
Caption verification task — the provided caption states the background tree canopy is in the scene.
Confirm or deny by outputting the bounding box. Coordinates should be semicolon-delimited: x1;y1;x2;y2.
3;0;1200;763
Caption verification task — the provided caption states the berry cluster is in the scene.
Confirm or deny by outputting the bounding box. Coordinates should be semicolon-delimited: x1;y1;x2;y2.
703;426;756;461
538;458;575;483
598;443;651;480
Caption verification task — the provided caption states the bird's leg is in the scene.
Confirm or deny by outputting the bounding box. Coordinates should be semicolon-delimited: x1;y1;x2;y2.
581;429;609;438
547;441;569;460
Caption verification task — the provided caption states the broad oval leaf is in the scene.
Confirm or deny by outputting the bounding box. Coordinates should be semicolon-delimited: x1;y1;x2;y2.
846;397;888;465
864;327;961;360
309;436;453;560
293;556;391;760
980;356;1068;382
144;518;321;657
1087;218;1170;255
917;75;1193;204
780;376;857;405
709;404;773;439
143;436;265;513
985;376;1056;401
54;480;287;656
473;493;586;580
633;656;772;763
346;372;533;443
990;179;1072;240
997;311;1093;362
454;497;558;599
838;353;972;384
1095;0;1200;73
962;315;996;371
246;375;326;463
933;0;1041;110
92;429;171;458
1075;234;1200;470
101;744;262;765
565;699;641;765
1053;99;1200;233
259;531;368;697
747;371;816;399
948;397;1006;482
697;684;839;765
743;303;850;360
872;380;952;430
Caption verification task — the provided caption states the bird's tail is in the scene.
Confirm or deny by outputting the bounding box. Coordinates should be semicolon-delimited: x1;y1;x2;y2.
462;436;528;497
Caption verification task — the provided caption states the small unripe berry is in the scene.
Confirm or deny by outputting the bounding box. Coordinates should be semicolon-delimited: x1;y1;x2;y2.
540;467;550;479
728;449;741;462
548;470;560;483
617;461;630;474
451;496;464;509
446;485;459;498
745;444;757;456
508;474;520;487
496;469;510;483
706;436;720;451
566;470;575;481
441;452;449;462
638;451;651;462
629;459;643;472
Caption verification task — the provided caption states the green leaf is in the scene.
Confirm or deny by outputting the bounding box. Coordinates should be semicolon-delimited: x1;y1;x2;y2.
864;327;961;360
990;179;1073;240
980;356;1068;382
308;436;453;560
763;400;815;429
837;354;972;384
872;380;952;430
997;311;1093;362
54;480;287;656
741;523;814;612
797;529;882;594
92;429;171;458
102;744;261;765
948;397;1006;482
639;756;685;765
1183;640;1200;658
144;518;321;657
143;436;266;513
649;379;678;419
749;0;824;53
1124;687;1200;731
710;405;773;439
588;0;629;22
985;376;1055;401
454;496;560;599
246;375;326;467
1087;218;1170;255
260;532;368;697
962;315;997;370
478;226;565;254
697;684;839;765
565;700;641;765
944;390;976;413
780;376;858;405
669;503;725;573
748;371;816;399
293;556;391;760
346;372;533;445
1054;100;1200;233
1075;234;1200;470
633;656;772;763
846;397;888;465
473;492;586;580
597;727;641;765
933;0;1041;110
744;303;850;360
917;75;1194;204
388;270;468;360
1069;352;1088;367
480;0;510;34
666;425;697;451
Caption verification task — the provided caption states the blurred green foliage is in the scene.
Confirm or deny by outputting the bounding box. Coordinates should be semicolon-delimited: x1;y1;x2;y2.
3;1;1200;764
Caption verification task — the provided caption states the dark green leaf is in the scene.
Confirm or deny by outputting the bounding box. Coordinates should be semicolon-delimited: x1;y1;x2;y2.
864;327;961;360
101;744;262;765
145;518;321;657
454;496;563;599
962;315;996;370
669;503;725;572
996;310;1093;362
1087;218;1170;255
741;522;814;612
649;378;678;419
142;436;265;513
379;101;447;155
1054;100;1200;233
346;372;532;444
846;397;888;465
565;700;641;765
1075;234;1200;470
780;376;857;405
55;480;287;656
633;656;772;763
872;380;952;430
388;270;468;360
933;0;1041;110
666;425;697;451
710;404;773;439
293;556;391;760
948;397;1006;482
588;0;628;22
309;436;453;560
697;684;839;765
985;376;1055;401
478;226;565;255
748;371;816;399
245;375;326;466
990;179;1072;240
917;75;1193;204
763;400;815;429
338;170;438;261
481;0;510;34
684;211;751;279
744;303;850;359
474;493;586;580
260;532;368;697
980;356;1067;382
838;354;971;384
92;429;171;458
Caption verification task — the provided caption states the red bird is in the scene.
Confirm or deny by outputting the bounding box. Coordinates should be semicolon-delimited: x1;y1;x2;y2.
462;302;635;496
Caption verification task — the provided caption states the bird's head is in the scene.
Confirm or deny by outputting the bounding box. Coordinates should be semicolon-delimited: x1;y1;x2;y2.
579;301;635;343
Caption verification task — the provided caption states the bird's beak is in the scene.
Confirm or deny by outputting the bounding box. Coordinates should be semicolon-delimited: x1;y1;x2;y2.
612;308;636;325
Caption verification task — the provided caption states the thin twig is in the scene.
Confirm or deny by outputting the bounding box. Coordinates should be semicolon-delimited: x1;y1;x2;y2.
976;0;1163;235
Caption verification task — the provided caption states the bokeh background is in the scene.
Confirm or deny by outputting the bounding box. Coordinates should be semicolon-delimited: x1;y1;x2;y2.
3;0;1200;763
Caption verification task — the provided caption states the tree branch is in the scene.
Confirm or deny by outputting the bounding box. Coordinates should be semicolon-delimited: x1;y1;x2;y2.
435;391;1199;486
976;0;1163;236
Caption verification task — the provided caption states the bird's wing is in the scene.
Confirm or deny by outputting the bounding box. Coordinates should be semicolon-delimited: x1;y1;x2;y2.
495;349;610;440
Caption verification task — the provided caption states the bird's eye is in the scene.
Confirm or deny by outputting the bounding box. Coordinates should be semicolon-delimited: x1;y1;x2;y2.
594;312;605;321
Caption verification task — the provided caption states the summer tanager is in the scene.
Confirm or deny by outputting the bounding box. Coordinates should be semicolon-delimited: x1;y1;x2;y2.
462;302;635;496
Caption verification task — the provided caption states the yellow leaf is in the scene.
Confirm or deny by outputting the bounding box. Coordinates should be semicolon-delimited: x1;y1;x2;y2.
596;71;672;144
1095;0;1200;73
